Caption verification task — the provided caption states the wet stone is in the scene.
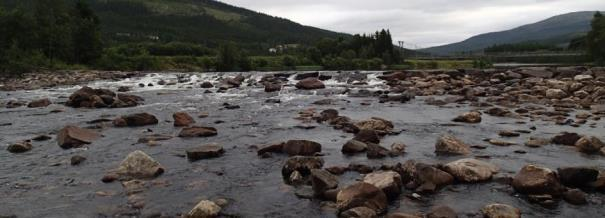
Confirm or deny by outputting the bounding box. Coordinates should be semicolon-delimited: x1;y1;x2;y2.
186;144;225;161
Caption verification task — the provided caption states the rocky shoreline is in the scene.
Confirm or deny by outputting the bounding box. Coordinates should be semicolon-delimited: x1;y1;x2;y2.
0;70;145;91
1;67;604;217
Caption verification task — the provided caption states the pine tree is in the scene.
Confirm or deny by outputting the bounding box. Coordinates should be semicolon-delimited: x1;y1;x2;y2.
587;12;605;64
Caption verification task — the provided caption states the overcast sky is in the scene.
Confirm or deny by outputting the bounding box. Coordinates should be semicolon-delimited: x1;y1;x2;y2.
221;0;605;48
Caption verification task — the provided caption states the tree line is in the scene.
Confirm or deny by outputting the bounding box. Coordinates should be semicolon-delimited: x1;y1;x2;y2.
0;0;404;75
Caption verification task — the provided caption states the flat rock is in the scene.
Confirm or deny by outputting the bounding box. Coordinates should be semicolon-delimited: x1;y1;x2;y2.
452;111;482;123
7;141;32;153
427;205;456;218
481;203;520;218
187;144;225;161
179;126;218;137
57;125;100;149
443;158;498;182
363;171;403;199
557;167;599;188
575;136;605;154
310;169;339;196
342;140;368;154
113;113;159;127
27;98;51;108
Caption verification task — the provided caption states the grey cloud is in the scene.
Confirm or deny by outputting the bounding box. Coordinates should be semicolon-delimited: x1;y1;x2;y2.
221;0;605;47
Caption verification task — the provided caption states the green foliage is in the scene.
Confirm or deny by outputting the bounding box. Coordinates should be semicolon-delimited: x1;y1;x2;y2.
587;12;605;65
472;58;493;69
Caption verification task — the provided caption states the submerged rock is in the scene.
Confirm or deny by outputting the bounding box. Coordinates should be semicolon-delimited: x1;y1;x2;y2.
557;167;599;188
551;132;581;146
179;126;218;137
27;98;51;108
435;134;471;155
427;205;457;218
66;86;143;108
57;125;100;149
186;144;225;161
7;141;32;153
443;158;498;182
481;204;520;218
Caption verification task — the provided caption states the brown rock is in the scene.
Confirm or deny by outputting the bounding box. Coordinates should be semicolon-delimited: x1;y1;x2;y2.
354;129;380;144
363;171;403;199
481;204;520;218
186;144;225;161
283;140;322;156
179;126;218;137
563;189;588;205
557;167;599;188
551;132;581;146
295;78;325;90
443;158;498;182
57;125;100;149
342;140;368;154
27;98;51;108
427;205;457;218
281;156;324;181
435;134;471;155
512;165;563;196
452;111;481;123
113;113;158;127
173;112;195;127
187;200;221;218
7;141;32;153
257;142;285;156
340;207;377;218
310;169;339;196
575;136;605;154
336;182;388;214
367;143;389;159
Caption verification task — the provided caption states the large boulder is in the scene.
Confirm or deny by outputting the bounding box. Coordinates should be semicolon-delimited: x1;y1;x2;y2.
435;134;471;155
452;111;481;123
113;113;158;127
57;125;100;149
443;158;498;182
173;112;195;127
310;169;339;196
557;167;599;188
179;126;218;137
186;144;225;161
187;200;221;218
105;150;164;182
27;98;51;108
480;204;520;218
363;171;403;199
575;136;605;154
283;140;322;156
342;140;368;154
337;182;388;215
512;165;563;196
295;78;325;90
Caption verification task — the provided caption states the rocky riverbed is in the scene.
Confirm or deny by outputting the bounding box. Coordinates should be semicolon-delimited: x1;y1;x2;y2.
1;67;604;217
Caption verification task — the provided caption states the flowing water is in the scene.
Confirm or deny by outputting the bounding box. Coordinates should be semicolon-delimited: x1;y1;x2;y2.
0;71;604;217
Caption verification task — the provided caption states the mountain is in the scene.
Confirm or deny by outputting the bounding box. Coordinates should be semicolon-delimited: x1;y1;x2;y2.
421;11;598;55
1;0;348;47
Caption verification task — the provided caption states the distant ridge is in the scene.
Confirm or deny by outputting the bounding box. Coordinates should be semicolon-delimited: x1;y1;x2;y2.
421;11;599;55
